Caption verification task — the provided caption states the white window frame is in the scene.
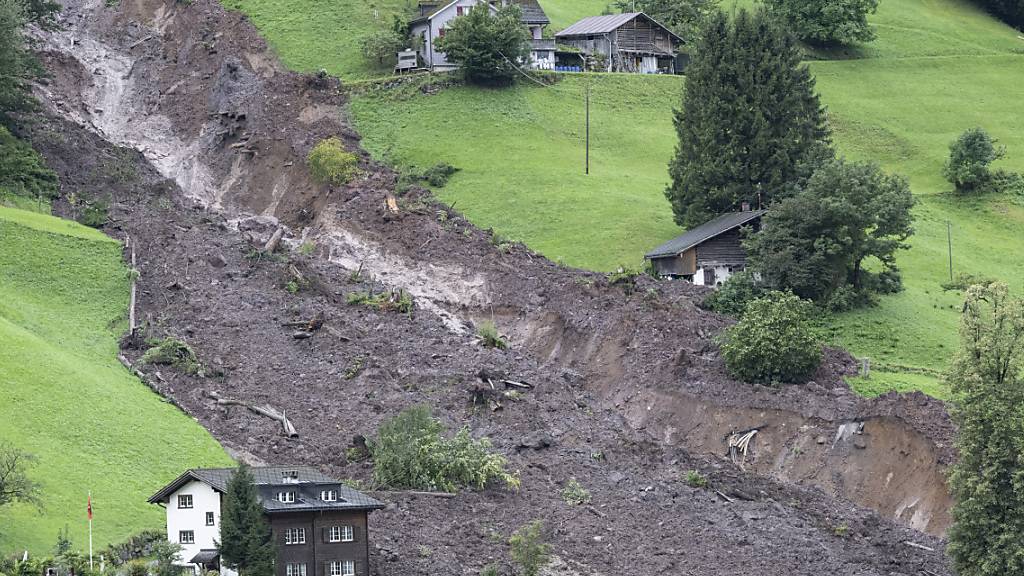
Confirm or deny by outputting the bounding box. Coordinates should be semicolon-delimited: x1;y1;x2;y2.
340;525;353;542
285;564;306;576
342;560;355;576
320;490;337;502
179;530;195;544
177;494;193;509
284;527;306;545
328;562;342;576
277;491;296;503
205;511;215;526
328;526;342;543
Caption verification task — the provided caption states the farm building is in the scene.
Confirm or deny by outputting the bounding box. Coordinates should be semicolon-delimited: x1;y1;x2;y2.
410;0;555;71
645;208;765;285
554;12;682;73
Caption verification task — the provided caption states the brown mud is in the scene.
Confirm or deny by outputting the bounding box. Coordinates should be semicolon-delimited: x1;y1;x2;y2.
21;0;963;572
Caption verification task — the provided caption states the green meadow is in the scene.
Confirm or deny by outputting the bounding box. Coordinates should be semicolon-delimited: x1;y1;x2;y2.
221;0;1024;396
0;206;231;554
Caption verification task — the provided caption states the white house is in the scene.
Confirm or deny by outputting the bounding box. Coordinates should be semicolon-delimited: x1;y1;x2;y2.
149;467;384;576
409;0;555;71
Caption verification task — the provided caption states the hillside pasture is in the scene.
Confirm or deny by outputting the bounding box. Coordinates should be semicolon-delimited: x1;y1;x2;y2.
0;207;231;554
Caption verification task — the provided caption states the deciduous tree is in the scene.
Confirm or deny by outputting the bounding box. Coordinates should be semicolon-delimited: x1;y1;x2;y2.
434;3;530;86
665;8;829;227
947;282;1024;576
944;127;1005;194
0;442;40;510
745;158;914;308
765;0;879;45
612;0;717;40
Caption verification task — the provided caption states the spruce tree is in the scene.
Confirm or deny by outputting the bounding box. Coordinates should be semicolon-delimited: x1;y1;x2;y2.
219;464;274;576
947;282;1024;576
666;7;829;228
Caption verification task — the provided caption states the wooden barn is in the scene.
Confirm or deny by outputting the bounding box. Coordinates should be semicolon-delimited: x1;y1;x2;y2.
554;12;682;73
645;208;766;285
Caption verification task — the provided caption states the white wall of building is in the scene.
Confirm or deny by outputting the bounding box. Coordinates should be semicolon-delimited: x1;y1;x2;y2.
412;1;550;70
692;265;735;287
166;480;222;567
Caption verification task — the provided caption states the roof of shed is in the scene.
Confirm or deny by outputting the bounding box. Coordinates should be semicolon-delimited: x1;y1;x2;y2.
645;210;766;259
555;12;681;42
148;466;385;511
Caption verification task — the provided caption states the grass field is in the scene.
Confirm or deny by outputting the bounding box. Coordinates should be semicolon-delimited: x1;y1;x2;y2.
225;0;1024;397
0;206;231;555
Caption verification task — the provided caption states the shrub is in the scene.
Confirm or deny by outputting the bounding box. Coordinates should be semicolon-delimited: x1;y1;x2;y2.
684;470;708;488
560;478;591;505
79;199;109;228
944;127;1004;194
361;29;404;67
0;125;58;202
126;560;148;576
140;337;201;375
718;292;823;385
477;320;507;349
346;289;414;315
942;272;996;292
368;405;519;492
703;270;765;317
765;0;879;45
308;138;359;186
509;520;551;576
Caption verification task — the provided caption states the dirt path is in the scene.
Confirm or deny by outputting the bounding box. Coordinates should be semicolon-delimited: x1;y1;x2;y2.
27;0;961;572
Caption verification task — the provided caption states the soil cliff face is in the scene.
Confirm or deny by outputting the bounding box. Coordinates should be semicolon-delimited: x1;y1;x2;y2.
30;0;960;572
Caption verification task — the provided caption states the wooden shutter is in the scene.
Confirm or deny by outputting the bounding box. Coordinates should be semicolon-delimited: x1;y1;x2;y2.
354;561;365;576
322;527;328;543
352;525;363;542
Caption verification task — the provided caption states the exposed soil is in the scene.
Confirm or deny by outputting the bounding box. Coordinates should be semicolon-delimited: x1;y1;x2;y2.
23;0;964;572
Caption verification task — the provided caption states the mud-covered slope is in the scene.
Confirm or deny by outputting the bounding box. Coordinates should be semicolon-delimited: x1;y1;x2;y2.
29;0;960;573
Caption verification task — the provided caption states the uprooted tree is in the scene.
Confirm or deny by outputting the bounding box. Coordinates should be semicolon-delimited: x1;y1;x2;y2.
946;282;1024;576
368;405;519;492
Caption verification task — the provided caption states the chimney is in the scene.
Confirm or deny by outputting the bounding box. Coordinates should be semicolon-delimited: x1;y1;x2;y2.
741;201;751;212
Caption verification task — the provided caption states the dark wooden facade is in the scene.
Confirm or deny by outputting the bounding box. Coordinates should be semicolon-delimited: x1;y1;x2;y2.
271;510;371;576
555;13;681;73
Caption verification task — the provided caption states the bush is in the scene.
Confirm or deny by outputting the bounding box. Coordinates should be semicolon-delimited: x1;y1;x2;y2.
140;337;201;375
308;138;359;186
346;289;414;315
765;0;879;45
433;3;531;86
944;127;1004;194
509;520;551;576
684;470;708;488
702;271;765;317
78;199;109;228
126;560;148;576
718;292;823;385
368;405;519;492
476;320;507;349
560;478;591;505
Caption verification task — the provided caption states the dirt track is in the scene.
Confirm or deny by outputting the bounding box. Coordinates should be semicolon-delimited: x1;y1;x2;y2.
25;0;961;572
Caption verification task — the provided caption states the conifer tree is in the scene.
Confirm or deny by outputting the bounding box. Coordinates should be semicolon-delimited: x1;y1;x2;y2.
219;464;274;576
666;8;829;228
947;282;1024;576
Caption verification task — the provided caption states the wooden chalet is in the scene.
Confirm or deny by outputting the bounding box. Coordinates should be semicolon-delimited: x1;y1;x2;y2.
554;12;682;73
645;208;766;285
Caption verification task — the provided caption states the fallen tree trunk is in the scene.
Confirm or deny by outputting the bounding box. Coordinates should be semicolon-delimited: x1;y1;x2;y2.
263;226;285;253
208;391;298;437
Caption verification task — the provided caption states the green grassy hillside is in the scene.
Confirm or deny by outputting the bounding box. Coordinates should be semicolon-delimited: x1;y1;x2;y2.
225;0;1024;397
0;206;231;554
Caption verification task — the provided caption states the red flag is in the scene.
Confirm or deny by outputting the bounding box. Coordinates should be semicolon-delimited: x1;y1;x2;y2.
87;495;93;520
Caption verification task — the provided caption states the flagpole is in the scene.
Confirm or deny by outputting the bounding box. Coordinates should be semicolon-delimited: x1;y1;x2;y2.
88;491;94;571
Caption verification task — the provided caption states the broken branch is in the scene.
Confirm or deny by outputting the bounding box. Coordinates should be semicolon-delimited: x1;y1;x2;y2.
207;391;298;437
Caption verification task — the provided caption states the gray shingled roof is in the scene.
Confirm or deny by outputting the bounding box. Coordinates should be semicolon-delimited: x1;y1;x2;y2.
148;466;384;512
413;0;548;24
645;210;766;259
555;12;682;42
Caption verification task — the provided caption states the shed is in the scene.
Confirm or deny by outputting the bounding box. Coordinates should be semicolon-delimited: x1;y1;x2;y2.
554;12;682;73
645;209;765;285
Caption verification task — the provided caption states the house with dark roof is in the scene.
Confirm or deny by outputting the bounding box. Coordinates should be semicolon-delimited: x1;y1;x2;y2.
410;0;554;71
645;208;766;285
554;12;682;73
149;467;384;576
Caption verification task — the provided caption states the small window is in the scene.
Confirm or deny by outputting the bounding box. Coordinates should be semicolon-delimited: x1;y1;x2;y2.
341;526;354;542
205;511;215;526
177;494;193;509
285;527;306;545
342;561;355;576
456;6;464;15
179;530;195;544
438;27;445;37
320;490;337;502
277;491;296;503
285;564;306;576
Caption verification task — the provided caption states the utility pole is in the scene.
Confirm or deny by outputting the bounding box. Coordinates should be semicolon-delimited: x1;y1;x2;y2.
947;220;954;282
585;82;590;175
